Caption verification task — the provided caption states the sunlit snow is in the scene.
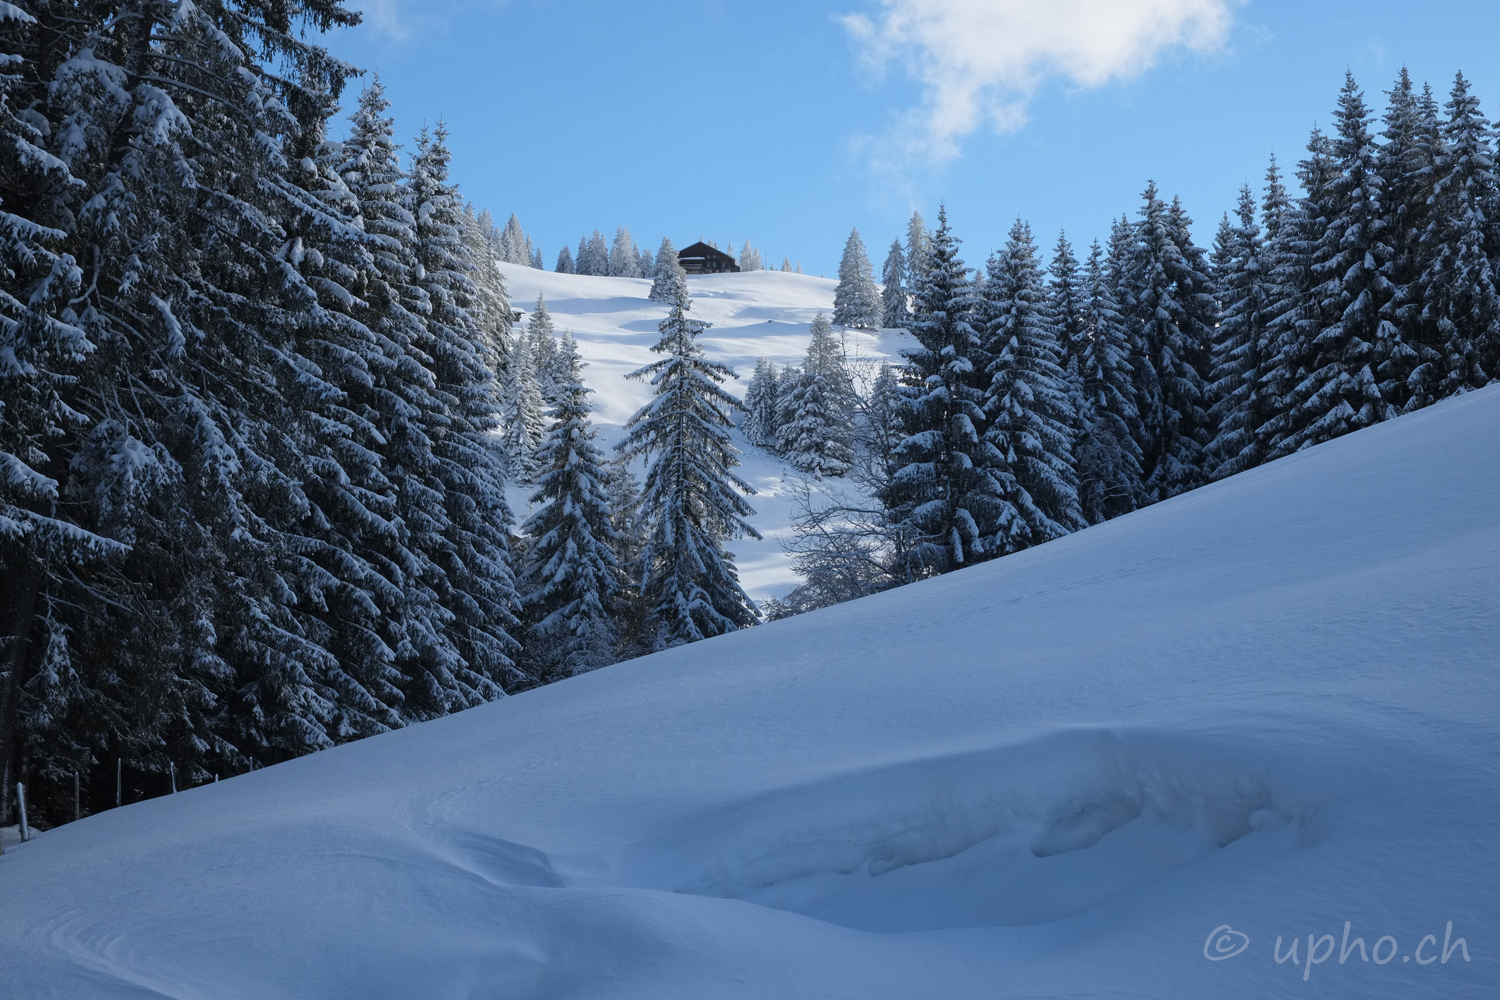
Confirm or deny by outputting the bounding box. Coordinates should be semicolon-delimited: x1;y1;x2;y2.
1;331;1494;1000
496;264;910;602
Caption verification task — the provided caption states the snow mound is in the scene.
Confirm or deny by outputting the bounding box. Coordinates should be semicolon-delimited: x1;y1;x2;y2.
636;729;1302;931
2;386;1497;999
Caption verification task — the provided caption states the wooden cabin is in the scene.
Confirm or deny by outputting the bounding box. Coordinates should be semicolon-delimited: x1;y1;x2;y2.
678;241;739;274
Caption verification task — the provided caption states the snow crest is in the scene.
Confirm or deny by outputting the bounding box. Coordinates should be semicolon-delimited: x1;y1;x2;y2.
636;730;1304;930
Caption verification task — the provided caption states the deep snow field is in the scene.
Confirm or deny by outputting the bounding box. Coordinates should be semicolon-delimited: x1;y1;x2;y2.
2;351;1497;997
496;264;906;603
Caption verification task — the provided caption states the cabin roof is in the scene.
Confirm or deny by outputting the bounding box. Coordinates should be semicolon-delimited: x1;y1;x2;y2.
678;241;735;262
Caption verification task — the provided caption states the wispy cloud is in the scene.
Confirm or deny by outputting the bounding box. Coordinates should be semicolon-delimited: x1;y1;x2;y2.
361;0;412;41
843;0;1238;168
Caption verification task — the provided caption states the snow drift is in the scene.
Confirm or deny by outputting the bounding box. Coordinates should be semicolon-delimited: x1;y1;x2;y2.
2;384;1496;999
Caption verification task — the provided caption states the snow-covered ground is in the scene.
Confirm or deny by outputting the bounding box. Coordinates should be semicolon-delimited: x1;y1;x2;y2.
2;385;1496;999
497;264;908;602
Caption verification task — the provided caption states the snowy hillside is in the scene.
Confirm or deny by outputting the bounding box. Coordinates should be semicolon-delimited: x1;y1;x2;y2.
2;386;1497;999
495;264;907;601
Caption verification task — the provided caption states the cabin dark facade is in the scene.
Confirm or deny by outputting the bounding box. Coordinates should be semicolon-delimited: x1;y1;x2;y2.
678;241;739;274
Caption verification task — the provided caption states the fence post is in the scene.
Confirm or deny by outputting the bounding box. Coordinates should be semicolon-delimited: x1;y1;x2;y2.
169;761;176;794
17;782;29;842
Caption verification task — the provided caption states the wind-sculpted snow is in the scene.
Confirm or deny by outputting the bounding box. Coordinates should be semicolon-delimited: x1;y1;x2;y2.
2;386;1497;998
626;730;1303;931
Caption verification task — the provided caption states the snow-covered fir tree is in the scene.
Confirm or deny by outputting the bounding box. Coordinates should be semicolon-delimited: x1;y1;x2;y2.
499;213;534;265
610;227;642;278
519;337;620;680
882;239;911;329
617;286;760;645
980;220;1084;547
833;228;883;329
864;362;909;479
576;230;610;276
1123;182;1215;502
743;356;782;448
405;123;523;707
1259;127;1338;458
880;207;1015;576
601;459;652;658
1271;76;1394;458
555;244;576;273
777;315;855;477
526;295;560;402
340;75;476;737
1047;232;1088;464
461;204;515;365
1073;240;1144;523
649;237;689;303
906;211;931;289
1418;72;1499;397
501;333;547;483
1376;70;1440;408
1205;185;1278;480
739;240;763;271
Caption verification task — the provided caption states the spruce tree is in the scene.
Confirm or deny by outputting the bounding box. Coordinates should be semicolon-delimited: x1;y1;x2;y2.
743;356;781;448
1270;74;1393;458
880;207;1015;575
1074;240;1143;522
406;124;522;705
462;204;515;366
1260;127;1338;456
500;214;530;265
340;75;466;740
739;240;762;271
865;362;909;480
1123;182;1214;502
582;230;610;276
1418;72;1499;396
881;239;910;329
519;338;620;680
501;333;547;483
1375;69;1438;408
980;220;1083;546
833;228;883;329
905;211;931;288
526;295;559;402
556;245;576;273
1048;232;1086;368
649;237;689;303
1206;185;1277;480
777;314;855;477
610;226;642;278
618;287;760;645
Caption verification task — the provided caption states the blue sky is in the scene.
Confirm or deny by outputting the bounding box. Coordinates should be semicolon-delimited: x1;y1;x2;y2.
329;0;1500;275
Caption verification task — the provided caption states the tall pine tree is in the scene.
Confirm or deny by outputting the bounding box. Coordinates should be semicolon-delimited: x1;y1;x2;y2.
881;207;1015;576
618;286;759;645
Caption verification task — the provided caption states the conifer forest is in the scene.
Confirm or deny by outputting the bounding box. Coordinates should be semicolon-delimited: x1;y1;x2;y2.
2;0;1497;831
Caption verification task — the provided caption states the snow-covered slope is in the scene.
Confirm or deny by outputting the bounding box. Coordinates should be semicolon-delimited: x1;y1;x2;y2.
3;386;1497;999
496;265;906;601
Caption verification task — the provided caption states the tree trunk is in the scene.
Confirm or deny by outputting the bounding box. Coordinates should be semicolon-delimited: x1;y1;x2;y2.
0;557;41;827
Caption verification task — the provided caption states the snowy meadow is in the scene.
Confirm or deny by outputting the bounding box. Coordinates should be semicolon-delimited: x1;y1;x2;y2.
3;1;1500;997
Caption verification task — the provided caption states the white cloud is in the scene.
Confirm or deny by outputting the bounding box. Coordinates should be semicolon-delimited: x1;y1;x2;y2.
362;0;412;41
843;0;1238;165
